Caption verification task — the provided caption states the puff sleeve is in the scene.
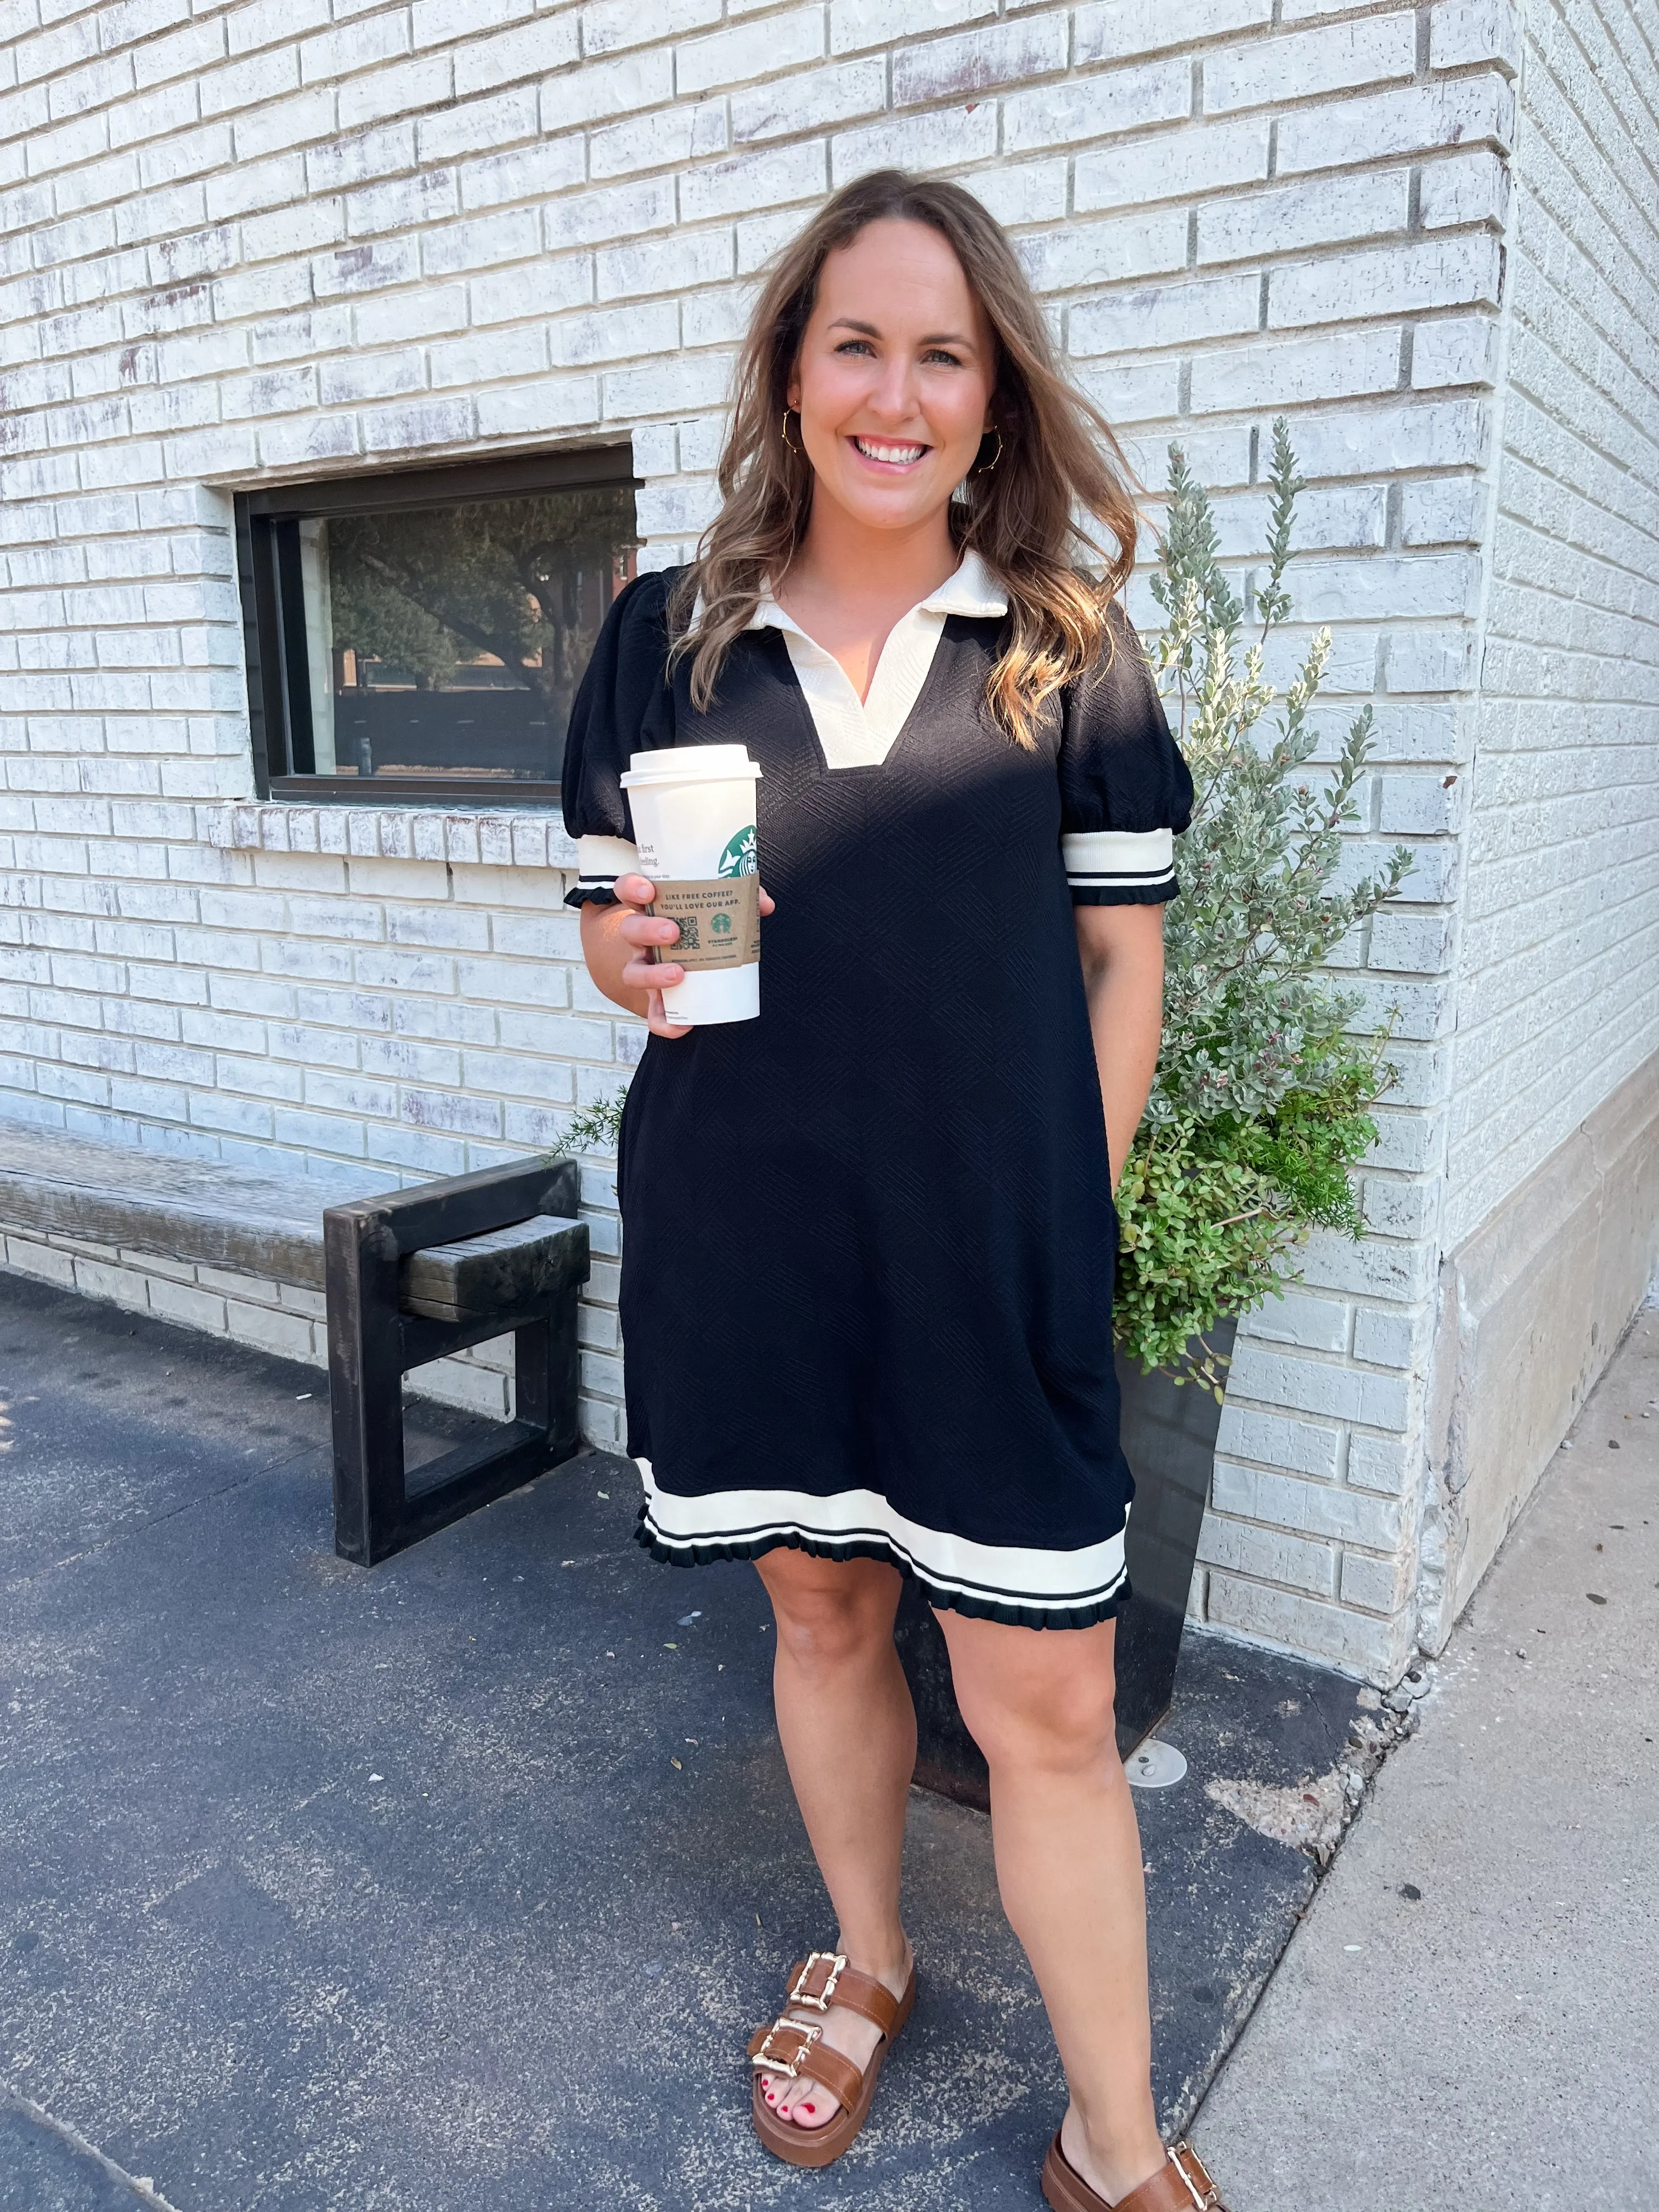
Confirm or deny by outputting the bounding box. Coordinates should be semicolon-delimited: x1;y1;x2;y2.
1057;603;1194;905
560;568;676;907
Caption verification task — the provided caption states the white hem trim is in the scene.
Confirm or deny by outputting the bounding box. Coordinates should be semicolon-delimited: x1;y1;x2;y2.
635;1457;1128;1612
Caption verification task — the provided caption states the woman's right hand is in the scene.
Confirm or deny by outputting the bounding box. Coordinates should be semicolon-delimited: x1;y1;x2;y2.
614;873;695;1040
583;872;776;1037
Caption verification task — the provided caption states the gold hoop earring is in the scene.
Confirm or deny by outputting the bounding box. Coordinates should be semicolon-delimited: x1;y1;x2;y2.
780;408;802;456
971;428;1002;477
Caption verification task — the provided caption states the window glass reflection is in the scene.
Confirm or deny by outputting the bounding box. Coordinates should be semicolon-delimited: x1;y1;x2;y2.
287;487;637;782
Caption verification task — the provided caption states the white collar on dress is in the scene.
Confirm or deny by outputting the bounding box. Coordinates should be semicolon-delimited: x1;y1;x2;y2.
733;548;1008;769
744;546;1008;631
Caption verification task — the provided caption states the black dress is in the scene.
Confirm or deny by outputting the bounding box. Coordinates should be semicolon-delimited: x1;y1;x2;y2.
562;565;1193;1628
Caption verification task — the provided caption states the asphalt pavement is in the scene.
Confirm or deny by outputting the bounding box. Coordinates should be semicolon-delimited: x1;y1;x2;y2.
1;1269;1369;2212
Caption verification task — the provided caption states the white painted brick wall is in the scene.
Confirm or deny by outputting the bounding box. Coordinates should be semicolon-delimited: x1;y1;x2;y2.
2;0;1637;1685
1441;0;1659;1249
0;1225;524;1420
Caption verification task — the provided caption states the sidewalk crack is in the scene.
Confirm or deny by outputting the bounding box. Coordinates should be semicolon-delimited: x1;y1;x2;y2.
1;2083;184;2211
3;1438;325;1596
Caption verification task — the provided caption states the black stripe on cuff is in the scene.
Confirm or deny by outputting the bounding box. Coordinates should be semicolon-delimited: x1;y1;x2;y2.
1070;878;1180;907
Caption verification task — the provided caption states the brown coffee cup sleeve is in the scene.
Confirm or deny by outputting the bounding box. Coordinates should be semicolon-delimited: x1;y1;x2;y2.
647;877;761;970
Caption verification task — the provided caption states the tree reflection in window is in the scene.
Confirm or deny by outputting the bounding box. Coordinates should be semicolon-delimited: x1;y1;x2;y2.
320;486;636;779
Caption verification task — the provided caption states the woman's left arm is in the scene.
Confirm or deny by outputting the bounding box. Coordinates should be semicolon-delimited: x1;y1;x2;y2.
1075;904;1165;1190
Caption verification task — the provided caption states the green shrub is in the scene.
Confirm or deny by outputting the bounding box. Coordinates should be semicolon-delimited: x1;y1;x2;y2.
563;1092;627;1155
1115;421;1413;1392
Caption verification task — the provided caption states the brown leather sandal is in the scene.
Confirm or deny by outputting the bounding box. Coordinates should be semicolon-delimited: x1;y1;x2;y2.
747;1949;917;2168
1042;2132;1228;2211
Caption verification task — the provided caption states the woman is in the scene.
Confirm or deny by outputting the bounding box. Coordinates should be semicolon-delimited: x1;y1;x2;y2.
564;172;1221;2212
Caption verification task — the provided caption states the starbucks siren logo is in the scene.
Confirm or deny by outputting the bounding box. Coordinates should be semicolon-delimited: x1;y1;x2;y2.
712;911;733;935
717;825;758;877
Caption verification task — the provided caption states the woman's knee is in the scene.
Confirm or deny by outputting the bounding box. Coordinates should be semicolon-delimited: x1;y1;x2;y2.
755;1551;900;1673
944;1618;1119;1773
963;1675;1119;1774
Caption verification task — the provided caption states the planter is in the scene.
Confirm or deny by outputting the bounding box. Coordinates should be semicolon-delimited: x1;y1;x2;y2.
895;1318;1238;1810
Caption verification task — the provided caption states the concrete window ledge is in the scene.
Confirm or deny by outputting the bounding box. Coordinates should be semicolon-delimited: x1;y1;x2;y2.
199;803;580;872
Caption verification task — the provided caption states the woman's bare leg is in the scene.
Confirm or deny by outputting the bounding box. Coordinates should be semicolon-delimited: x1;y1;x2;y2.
935;1608;1166;2205
752;1549;916;2128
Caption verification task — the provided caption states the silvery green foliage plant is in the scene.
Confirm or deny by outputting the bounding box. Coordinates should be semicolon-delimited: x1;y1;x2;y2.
565;1093;627;1153
1112;420;1414;1391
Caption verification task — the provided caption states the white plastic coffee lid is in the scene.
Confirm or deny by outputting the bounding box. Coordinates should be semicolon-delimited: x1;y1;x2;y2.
620;743;761;787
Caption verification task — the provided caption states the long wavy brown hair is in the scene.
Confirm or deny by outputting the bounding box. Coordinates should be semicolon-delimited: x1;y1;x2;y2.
669;169;1142;748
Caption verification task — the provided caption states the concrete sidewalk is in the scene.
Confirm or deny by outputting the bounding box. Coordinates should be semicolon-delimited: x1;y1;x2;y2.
1197;1307;1659;2211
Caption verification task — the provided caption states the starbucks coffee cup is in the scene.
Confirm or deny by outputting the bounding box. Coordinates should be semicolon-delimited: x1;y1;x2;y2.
619;743;763;1024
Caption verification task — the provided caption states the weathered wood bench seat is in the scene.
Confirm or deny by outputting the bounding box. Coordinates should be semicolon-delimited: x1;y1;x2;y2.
0;1125;583;1326
400;1215;585;1324
0;1124;342;1289
0;1125;590;1563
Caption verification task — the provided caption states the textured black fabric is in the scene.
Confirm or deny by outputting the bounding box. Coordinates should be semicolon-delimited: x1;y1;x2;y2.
561;569;1194;1624
561;569;678;856
1054;607;1192;848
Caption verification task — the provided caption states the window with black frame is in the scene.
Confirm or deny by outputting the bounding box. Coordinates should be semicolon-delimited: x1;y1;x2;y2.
235;450;639;803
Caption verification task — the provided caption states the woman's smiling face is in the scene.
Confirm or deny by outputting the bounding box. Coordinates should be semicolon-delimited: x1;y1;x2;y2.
787;217;996;538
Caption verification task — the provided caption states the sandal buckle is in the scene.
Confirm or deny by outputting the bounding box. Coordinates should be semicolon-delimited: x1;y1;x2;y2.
1168;2142;1220;2209
752;2018;822;2080
787;1950;848;2013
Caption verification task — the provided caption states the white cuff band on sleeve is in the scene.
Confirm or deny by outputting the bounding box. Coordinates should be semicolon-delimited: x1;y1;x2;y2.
576;833;640;886
1062;826;1175;888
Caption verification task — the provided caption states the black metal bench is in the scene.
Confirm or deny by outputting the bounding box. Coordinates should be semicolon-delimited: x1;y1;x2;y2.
324;1159;589;1565
0;1127;590;1568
